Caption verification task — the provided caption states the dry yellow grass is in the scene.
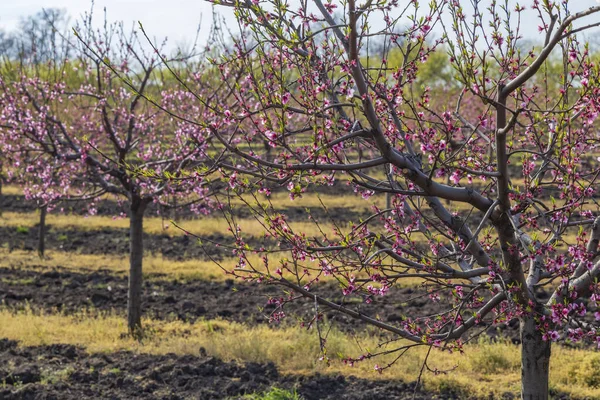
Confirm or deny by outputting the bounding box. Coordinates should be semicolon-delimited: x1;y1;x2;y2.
0;211;346;239
0;308;598;398
0;247;313;284
1;185;23;196
2;183;380;211
230;191;384;210
5;184;600;397
3;203;586;253
0;247;433;287
0;249;254;282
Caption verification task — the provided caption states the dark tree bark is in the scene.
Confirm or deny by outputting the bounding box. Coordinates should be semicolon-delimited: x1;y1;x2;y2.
496;86;549;399
0;163;3;217
520;315;551;400
127;196;148;337
38;204;47;258
172;196;178;221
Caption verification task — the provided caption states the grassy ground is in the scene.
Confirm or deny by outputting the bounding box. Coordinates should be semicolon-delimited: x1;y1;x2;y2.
3;185;588;246
0;249;228;282
1;308;599;398
0;248;432;288
0;211;330;238
230;191;384;210
2;185;600;398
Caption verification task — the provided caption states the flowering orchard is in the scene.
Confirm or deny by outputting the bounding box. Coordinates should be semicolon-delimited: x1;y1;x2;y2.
190;0;600;398
0;16;222;334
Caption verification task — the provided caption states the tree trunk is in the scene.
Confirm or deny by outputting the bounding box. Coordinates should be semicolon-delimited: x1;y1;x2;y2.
38;205;47;258
386;192;391;215
172;196;178;221
128;197;147;337
0;163;3;216
521;315;551;400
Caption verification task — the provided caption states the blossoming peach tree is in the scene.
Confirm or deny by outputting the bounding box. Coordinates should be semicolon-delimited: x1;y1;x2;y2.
0;8;82;256
194;0;600;397
0;16;222;335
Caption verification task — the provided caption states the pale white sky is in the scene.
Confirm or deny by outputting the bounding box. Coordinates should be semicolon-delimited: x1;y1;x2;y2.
1;0;599;52
0;0;235;51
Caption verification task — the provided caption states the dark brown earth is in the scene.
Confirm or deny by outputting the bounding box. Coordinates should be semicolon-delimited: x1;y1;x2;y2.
0;270;490;400
0;187;578;400
0;339;476;400
0;189;374;223
0;192;376;262
0;265;521;344
0;188;520;348
0;223;257;262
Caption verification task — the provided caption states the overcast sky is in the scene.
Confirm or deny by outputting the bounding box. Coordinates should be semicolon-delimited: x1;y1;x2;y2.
1;0;234;51
1;0;599;52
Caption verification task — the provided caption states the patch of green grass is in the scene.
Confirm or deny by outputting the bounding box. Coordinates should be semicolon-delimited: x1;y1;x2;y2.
241;387;303;400
16;226;29;235
106;367;122;375
0;277;36;286
92;283;110;290
40;366;74;385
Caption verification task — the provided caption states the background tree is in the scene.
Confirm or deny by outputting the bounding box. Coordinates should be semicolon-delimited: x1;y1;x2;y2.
0;8;83;256
0;13;220;335
187;0;600;398
0;8;72;62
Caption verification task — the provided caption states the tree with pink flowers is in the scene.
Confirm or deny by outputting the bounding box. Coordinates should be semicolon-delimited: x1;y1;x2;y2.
0;15;221;335
196;0;600;397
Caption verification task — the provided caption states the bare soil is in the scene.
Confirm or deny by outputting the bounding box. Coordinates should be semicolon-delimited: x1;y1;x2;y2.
0;265;521;344
0;223;270;262
0;185;580;400
0;189;374;223
0;339;464;400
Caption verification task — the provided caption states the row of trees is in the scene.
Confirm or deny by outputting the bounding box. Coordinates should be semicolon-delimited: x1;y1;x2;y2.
2;1;600;398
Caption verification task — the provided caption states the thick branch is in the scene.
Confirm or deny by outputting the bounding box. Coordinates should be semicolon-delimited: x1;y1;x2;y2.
494;87;529;305
502;6;600;96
